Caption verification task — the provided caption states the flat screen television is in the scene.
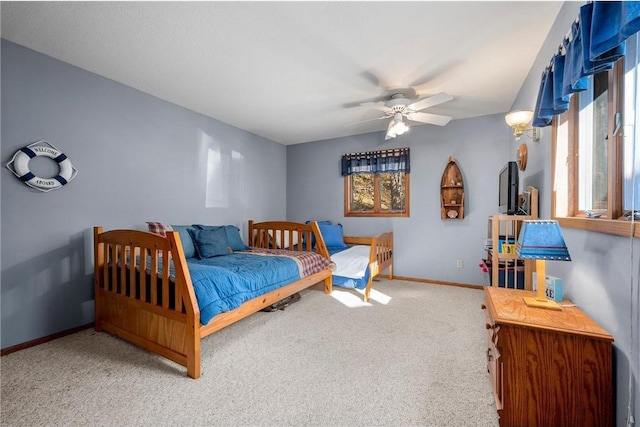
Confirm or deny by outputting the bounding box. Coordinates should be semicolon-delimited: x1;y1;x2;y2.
499;161;519;214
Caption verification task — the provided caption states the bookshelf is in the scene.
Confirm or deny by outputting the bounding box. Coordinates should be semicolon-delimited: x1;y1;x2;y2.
488;186;538;290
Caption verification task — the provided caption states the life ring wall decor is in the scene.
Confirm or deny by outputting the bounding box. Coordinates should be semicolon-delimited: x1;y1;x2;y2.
6;140;77;192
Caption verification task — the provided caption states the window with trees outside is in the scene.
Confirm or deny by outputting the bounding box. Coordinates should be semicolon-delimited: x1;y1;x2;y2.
341;148;410;217
552;34;640;237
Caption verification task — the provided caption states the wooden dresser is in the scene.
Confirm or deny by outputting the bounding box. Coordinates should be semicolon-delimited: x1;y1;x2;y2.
482;286;613;427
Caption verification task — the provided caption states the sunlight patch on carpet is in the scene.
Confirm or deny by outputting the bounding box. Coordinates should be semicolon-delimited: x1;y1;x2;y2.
357;288;391;305
330;288;391;307
330;290;373;307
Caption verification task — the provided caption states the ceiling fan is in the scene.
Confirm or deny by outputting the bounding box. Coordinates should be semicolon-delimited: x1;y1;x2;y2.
360;91;454;140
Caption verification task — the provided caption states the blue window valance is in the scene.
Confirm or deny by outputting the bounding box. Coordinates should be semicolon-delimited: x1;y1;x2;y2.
341;148;410;176
533;1;640;127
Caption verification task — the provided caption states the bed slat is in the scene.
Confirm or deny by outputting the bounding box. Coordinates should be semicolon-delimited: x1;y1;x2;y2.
128;246;136;299
102;244;109;292
150;248;158;305
162;251;170;309
111;245;118;293
120;245;127;295
140;247;147;301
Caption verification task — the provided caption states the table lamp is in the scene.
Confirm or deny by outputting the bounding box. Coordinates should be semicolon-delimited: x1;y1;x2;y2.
516;220;571;310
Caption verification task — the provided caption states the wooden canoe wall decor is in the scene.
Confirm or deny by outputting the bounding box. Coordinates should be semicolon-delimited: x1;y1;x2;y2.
440;156;464;219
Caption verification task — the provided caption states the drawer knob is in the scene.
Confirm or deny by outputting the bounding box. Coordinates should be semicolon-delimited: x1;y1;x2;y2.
486;323;493;330
481;304;486;310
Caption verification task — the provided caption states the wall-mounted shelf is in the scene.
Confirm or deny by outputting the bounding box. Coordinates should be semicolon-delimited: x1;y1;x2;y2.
440;156;465;219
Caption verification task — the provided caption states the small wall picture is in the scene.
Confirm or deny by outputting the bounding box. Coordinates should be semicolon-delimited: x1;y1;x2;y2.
520;190;532;215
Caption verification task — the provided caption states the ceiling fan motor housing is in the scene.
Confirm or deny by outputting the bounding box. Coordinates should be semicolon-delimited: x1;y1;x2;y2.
386;93;411;112
360;91;453;133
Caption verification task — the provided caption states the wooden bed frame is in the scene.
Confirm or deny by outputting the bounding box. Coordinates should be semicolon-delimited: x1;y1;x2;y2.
342;232;393;301
93;220;333;379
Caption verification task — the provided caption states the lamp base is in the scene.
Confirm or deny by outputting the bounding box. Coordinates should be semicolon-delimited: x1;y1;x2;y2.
523;296;562;310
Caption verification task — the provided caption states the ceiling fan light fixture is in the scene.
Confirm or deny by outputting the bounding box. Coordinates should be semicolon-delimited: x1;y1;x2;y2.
386;113;409;139
392;120;409;136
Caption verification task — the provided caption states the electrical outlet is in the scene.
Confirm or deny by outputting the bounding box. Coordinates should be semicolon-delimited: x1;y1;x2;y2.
457;259;463;269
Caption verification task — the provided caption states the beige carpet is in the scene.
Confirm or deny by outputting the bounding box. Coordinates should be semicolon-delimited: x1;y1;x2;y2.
1;279;499;427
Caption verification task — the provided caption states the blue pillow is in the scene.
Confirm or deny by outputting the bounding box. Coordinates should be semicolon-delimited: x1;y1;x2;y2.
194;224;249;251
188;227;231;258
170;225;197;259
304;220;332;247
223;225;249;251
318;223;347;250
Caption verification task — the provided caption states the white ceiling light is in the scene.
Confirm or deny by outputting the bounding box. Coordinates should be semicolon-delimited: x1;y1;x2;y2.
385;113;410;140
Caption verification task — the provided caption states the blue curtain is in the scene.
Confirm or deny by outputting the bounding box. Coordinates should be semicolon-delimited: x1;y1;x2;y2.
553;54;571;111
562;22;589;98
532;66;568;127
533;1;640;127
533;67;553;127
341;148;410;176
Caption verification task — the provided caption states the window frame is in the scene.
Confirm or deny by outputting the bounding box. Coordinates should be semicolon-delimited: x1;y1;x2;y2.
551;59;636;237
343;172;410;217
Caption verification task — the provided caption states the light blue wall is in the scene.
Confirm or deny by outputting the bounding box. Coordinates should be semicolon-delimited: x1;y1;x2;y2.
1;40;287;349
511;3;638;425
287;113;515;285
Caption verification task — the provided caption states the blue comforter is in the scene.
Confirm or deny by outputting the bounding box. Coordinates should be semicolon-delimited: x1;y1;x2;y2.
142;248;333;325
186;253;301;324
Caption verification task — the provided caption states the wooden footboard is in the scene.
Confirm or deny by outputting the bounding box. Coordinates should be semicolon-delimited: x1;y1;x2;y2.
343;231;394;301
93;220;333;379
93;227;201;378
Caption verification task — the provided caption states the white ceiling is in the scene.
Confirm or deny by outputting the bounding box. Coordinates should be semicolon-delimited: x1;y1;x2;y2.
1;1;563;145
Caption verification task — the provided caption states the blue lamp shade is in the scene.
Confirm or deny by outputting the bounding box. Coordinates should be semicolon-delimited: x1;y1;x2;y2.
516;220;571;261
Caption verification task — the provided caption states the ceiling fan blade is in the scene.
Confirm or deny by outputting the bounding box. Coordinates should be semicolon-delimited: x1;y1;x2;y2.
347;115;389;127
360;70;393;90
406;112;452;126
360;101;392;113
407;92;453;112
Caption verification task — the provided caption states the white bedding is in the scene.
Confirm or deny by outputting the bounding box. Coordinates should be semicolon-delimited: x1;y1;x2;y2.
330;245;370;279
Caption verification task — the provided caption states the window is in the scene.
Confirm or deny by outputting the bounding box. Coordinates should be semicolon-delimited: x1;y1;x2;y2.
623;34;640;214
552;34;640;236
578;70;611;214
342;148;410;217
